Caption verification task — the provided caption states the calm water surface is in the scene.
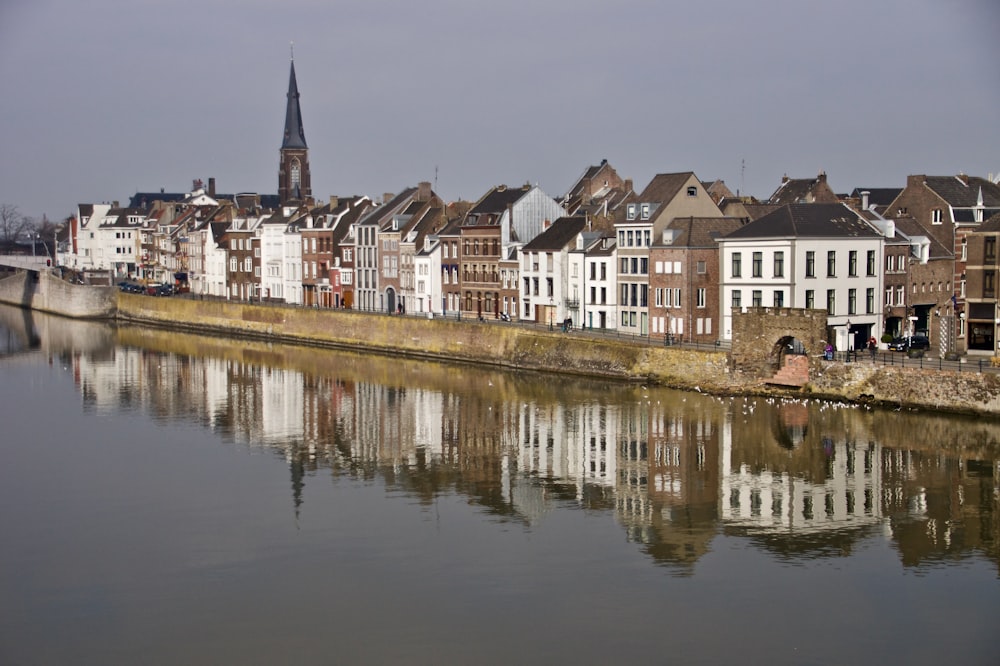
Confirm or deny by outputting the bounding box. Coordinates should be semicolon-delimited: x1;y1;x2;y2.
0;304;998;665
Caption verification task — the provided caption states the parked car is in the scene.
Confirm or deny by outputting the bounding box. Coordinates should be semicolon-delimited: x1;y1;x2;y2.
888;335;930;352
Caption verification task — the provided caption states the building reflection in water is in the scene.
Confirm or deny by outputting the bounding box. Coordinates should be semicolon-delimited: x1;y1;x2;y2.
43;317;1000;575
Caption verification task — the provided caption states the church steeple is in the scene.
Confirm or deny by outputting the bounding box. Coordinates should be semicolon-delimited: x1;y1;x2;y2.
279;48;311;205
282;58;307;150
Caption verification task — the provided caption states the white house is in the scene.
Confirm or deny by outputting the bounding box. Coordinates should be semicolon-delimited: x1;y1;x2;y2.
520;216;588;326
719;203;885;350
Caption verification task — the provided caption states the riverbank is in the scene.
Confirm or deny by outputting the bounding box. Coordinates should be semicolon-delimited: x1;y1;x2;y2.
114;293;1000;416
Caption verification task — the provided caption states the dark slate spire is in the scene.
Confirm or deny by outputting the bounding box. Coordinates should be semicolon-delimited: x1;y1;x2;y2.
282;59;307;150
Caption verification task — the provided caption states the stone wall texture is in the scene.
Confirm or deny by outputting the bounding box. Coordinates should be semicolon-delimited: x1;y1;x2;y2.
0;269;116;318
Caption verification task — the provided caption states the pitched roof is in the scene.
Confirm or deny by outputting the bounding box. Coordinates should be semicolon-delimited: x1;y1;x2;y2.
659;216;746;247
521;216;587;251
635;172;695;203
979;212;1000;233
723;203;879;240
890;217;952;259
467;184;531;216
767;172;838;205
849;187;902;208
923;175;1000;208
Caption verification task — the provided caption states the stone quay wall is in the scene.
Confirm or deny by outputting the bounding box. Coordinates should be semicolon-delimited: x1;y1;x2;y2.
0;269;116;318
116;294;733;389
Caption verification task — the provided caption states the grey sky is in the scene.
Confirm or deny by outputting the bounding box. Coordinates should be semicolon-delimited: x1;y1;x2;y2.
1;0;997;221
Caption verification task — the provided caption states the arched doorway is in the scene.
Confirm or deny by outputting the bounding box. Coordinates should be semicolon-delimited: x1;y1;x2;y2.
767;335;809;387
385;287;396;314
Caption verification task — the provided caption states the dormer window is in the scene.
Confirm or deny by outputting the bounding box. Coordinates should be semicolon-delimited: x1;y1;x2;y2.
686;186;697;197
640;203;650;220
626;203;637;220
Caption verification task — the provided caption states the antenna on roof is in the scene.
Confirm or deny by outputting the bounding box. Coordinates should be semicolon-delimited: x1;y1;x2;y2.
434;165;438;191
740;158;745;197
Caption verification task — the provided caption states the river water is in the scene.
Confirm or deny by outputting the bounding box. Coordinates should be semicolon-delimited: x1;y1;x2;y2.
0;304;998;665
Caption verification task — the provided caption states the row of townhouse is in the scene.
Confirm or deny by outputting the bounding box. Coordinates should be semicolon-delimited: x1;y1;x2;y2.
60;166;1000;355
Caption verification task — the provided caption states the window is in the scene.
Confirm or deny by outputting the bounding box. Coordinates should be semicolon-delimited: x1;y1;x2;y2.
885;287;892;307
805;290;814;309
827;251;836;277
848;250;857;277
806;251;815;278
827;289;836;315
752;252;762;277
731;252;742;278
773;252;784;278
696;288;706;308
752;290;762;307
932;208;942;224
986;271;996;298
626;204;637;220
732;290;742;308
866;288;875;314
848;288;857;315
686;186;697;197
640;258;648;275
895;286;904;305
640;203;650;219
866;250;876;276
986;238;996;263
961;237;968;261
773;290;784;307
621;258;629;273
696;260;706;274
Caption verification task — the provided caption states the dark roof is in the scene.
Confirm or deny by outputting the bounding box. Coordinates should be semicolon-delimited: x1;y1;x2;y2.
659;217;746;247
979;212;1000;232
767;173;838;205
467;185;531;216
723;203;878;239
521;216;587;251
891;217;953;259
635;172;694;204
849;188;902;207
923;176;1000;207
281;60;307;149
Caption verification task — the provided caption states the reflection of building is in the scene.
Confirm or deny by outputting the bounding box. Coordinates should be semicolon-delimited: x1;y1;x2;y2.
720;429;883;533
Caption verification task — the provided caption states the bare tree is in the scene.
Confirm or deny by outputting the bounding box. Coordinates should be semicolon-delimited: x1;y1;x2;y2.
0;203;34;246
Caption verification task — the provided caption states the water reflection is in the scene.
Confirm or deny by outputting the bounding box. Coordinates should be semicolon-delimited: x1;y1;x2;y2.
9;303;1000;575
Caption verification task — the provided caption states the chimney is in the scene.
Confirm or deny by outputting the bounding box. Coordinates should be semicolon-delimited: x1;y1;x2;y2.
861;190;870;210
208;177;216;197
384;192;394;204
958;172;969;185
417;181;432;201
817;170;827;183
329;195;339;208
624;178;633;193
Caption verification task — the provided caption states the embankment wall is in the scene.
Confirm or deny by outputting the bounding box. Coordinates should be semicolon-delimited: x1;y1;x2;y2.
0;269;116;318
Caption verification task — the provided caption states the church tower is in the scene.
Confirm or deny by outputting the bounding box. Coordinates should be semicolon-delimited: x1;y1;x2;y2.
278;55;311;205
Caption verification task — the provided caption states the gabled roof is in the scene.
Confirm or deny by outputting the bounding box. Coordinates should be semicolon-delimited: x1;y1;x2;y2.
521;216;587;252
922;175;1000;208
635;172;696;204
767;172;838;205
467;184;532;217
723;203;879;240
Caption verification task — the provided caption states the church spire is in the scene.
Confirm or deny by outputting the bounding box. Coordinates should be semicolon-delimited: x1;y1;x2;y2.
282;56;307;150
278;47;311;205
